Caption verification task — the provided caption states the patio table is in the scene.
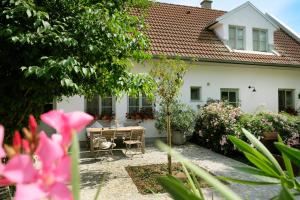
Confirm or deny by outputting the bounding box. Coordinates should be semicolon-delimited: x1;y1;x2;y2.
86;126;146;154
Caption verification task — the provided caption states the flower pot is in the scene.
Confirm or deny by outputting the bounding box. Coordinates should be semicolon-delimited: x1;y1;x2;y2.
262;132;279;154
263;132;278;140
172;130;186;145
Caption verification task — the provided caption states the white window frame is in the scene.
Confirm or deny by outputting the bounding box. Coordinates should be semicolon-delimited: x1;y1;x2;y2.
85;95;115;117
128;94;154;115
229;25;246;50
278;89;295;112
190;86;201;101
220;88;240;107
253;28;268;52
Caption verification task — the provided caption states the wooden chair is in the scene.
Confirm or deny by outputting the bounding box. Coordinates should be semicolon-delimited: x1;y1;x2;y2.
101;129;117;155
124;129;143;156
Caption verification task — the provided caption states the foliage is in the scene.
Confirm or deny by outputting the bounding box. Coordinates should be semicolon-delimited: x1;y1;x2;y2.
0;110;98;200
238;112;300;142
194;102;300;154
157;129;300;200
222;129;300;199
157;141;242;200
195;102;243;154
0;0;155;139
150;56;188;174
155;101;197;136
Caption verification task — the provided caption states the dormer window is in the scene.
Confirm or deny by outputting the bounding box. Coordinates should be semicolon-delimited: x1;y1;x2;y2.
229;26;245;50
253;29;268;52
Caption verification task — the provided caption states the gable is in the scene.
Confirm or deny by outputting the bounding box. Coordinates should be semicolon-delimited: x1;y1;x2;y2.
211;2;278;52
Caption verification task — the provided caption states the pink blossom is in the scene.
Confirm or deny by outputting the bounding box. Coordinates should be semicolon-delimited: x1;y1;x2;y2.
29;115;38;134
41;110;93;147
2;133;72;200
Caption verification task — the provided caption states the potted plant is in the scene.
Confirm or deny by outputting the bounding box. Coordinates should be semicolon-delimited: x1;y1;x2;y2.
155;101;197;145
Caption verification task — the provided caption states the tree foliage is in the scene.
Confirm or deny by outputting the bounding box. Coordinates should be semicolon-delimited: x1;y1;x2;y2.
0;0;155;138
150;57;187;174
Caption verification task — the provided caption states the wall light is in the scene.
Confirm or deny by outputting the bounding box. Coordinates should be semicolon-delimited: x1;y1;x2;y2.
248;85;256;92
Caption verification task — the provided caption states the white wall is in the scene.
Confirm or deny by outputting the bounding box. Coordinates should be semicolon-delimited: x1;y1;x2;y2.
213;3;277;51
55;62;300;141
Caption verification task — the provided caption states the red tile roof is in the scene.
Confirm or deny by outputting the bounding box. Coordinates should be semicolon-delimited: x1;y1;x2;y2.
135;3;300;67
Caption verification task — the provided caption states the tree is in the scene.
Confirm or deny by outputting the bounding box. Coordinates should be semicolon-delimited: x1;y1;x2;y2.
0;0;155;139
150;57;187;174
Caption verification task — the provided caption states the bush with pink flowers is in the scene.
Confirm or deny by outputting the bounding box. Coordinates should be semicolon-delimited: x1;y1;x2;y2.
194;102;300;154
194;102;243;154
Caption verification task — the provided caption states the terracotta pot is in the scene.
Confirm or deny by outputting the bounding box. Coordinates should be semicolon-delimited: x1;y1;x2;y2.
263;132;278;140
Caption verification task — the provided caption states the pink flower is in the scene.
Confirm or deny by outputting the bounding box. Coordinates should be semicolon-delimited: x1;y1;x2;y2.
29;115;38;134
41;110;93;147
2;132;72;200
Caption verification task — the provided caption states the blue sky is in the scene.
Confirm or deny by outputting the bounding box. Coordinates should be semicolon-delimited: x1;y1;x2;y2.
157;0;300;35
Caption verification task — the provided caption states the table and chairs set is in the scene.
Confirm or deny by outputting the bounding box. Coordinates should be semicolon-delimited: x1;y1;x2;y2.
86;126;146;156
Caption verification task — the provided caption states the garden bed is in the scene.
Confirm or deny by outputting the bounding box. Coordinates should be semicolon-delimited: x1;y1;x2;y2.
125;163;223;195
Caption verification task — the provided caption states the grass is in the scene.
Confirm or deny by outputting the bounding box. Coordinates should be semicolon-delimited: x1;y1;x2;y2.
126;163;224;195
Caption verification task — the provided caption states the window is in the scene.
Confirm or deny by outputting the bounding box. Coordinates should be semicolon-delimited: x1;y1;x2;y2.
85;95;115;117
101;96;114;116
229;26;245;50
253;29;268;52
128;94;154;116
220;89;239;107
278;89;294;112
86;96;99;116
191;87;201;101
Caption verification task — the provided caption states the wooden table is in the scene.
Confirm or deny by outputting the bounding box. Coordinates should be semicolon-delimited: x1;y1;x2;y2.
86;126;146;154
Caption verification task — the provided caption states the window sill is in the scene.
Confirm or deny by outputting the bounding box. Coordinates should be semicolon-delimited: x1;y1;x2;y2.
190;100;203;102
232;49;277;56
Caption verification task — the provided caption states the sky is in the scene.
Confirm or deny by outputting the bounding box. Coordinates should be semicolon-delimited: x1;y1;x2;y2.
157;0;300;35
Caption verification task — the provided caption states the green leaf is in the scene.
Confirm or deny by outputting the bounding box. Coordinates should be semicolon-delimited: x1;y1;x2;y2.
157;175;203;200
244;152;280;178
26;9;32;18
234;166;274;178
71;133;80;200
228;136;269;163
157;141;242;200
275;143;300;167
218;176;279;185
278;135;294;178
181;163;200;197
242;128;284;176
278;185;295;200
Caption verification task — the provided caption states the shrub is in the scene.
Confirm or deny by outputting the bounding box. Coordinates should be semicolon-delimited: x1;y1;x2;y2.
238;112;300;142
194;101;300;155
155;101;197;136
194;102;243;154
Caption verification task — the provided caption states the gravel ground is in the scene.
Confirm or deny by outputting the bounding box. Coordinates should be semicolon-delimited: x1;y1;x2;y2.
80;143;282;200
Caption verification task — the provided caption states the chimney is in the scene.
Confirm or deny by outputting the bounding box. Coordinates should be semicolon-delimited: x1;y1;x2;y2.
201;0;213;9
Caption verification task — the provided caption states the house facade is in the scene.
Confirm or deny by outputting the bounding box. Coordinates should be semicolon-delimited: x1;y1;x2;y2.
50;1;300;141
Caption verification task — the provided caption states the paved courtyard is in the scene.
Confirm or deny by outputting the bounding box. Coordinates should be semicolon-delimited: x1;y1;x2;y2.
80;143;281;200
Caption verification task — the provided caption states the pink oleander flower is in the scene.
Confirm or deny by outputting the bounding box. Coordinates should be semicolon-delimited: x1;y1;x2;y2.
0;110;93;200
41;110;93;148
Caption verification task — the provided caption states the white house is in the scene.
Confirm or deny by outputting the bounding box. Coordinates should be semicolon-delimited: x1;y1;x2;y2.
48;1;300;142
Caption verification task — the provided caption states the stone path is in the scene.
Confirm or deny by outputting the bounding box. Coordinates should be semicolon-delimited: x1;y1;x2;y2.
80;143;282;200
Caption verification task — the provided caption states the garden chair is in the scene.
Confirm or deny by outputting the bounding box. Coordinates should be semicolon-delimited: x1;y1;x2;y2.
124;129;143;156
100;129;117;155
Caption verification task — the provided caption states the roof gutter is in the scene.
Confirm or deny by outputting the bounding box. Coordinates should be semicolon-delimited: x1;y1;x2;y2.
151;54;300;68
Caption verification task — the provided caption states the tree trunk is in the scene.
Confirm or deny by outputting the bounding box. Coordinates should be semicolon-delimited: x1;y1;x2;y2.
167;105;172;175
